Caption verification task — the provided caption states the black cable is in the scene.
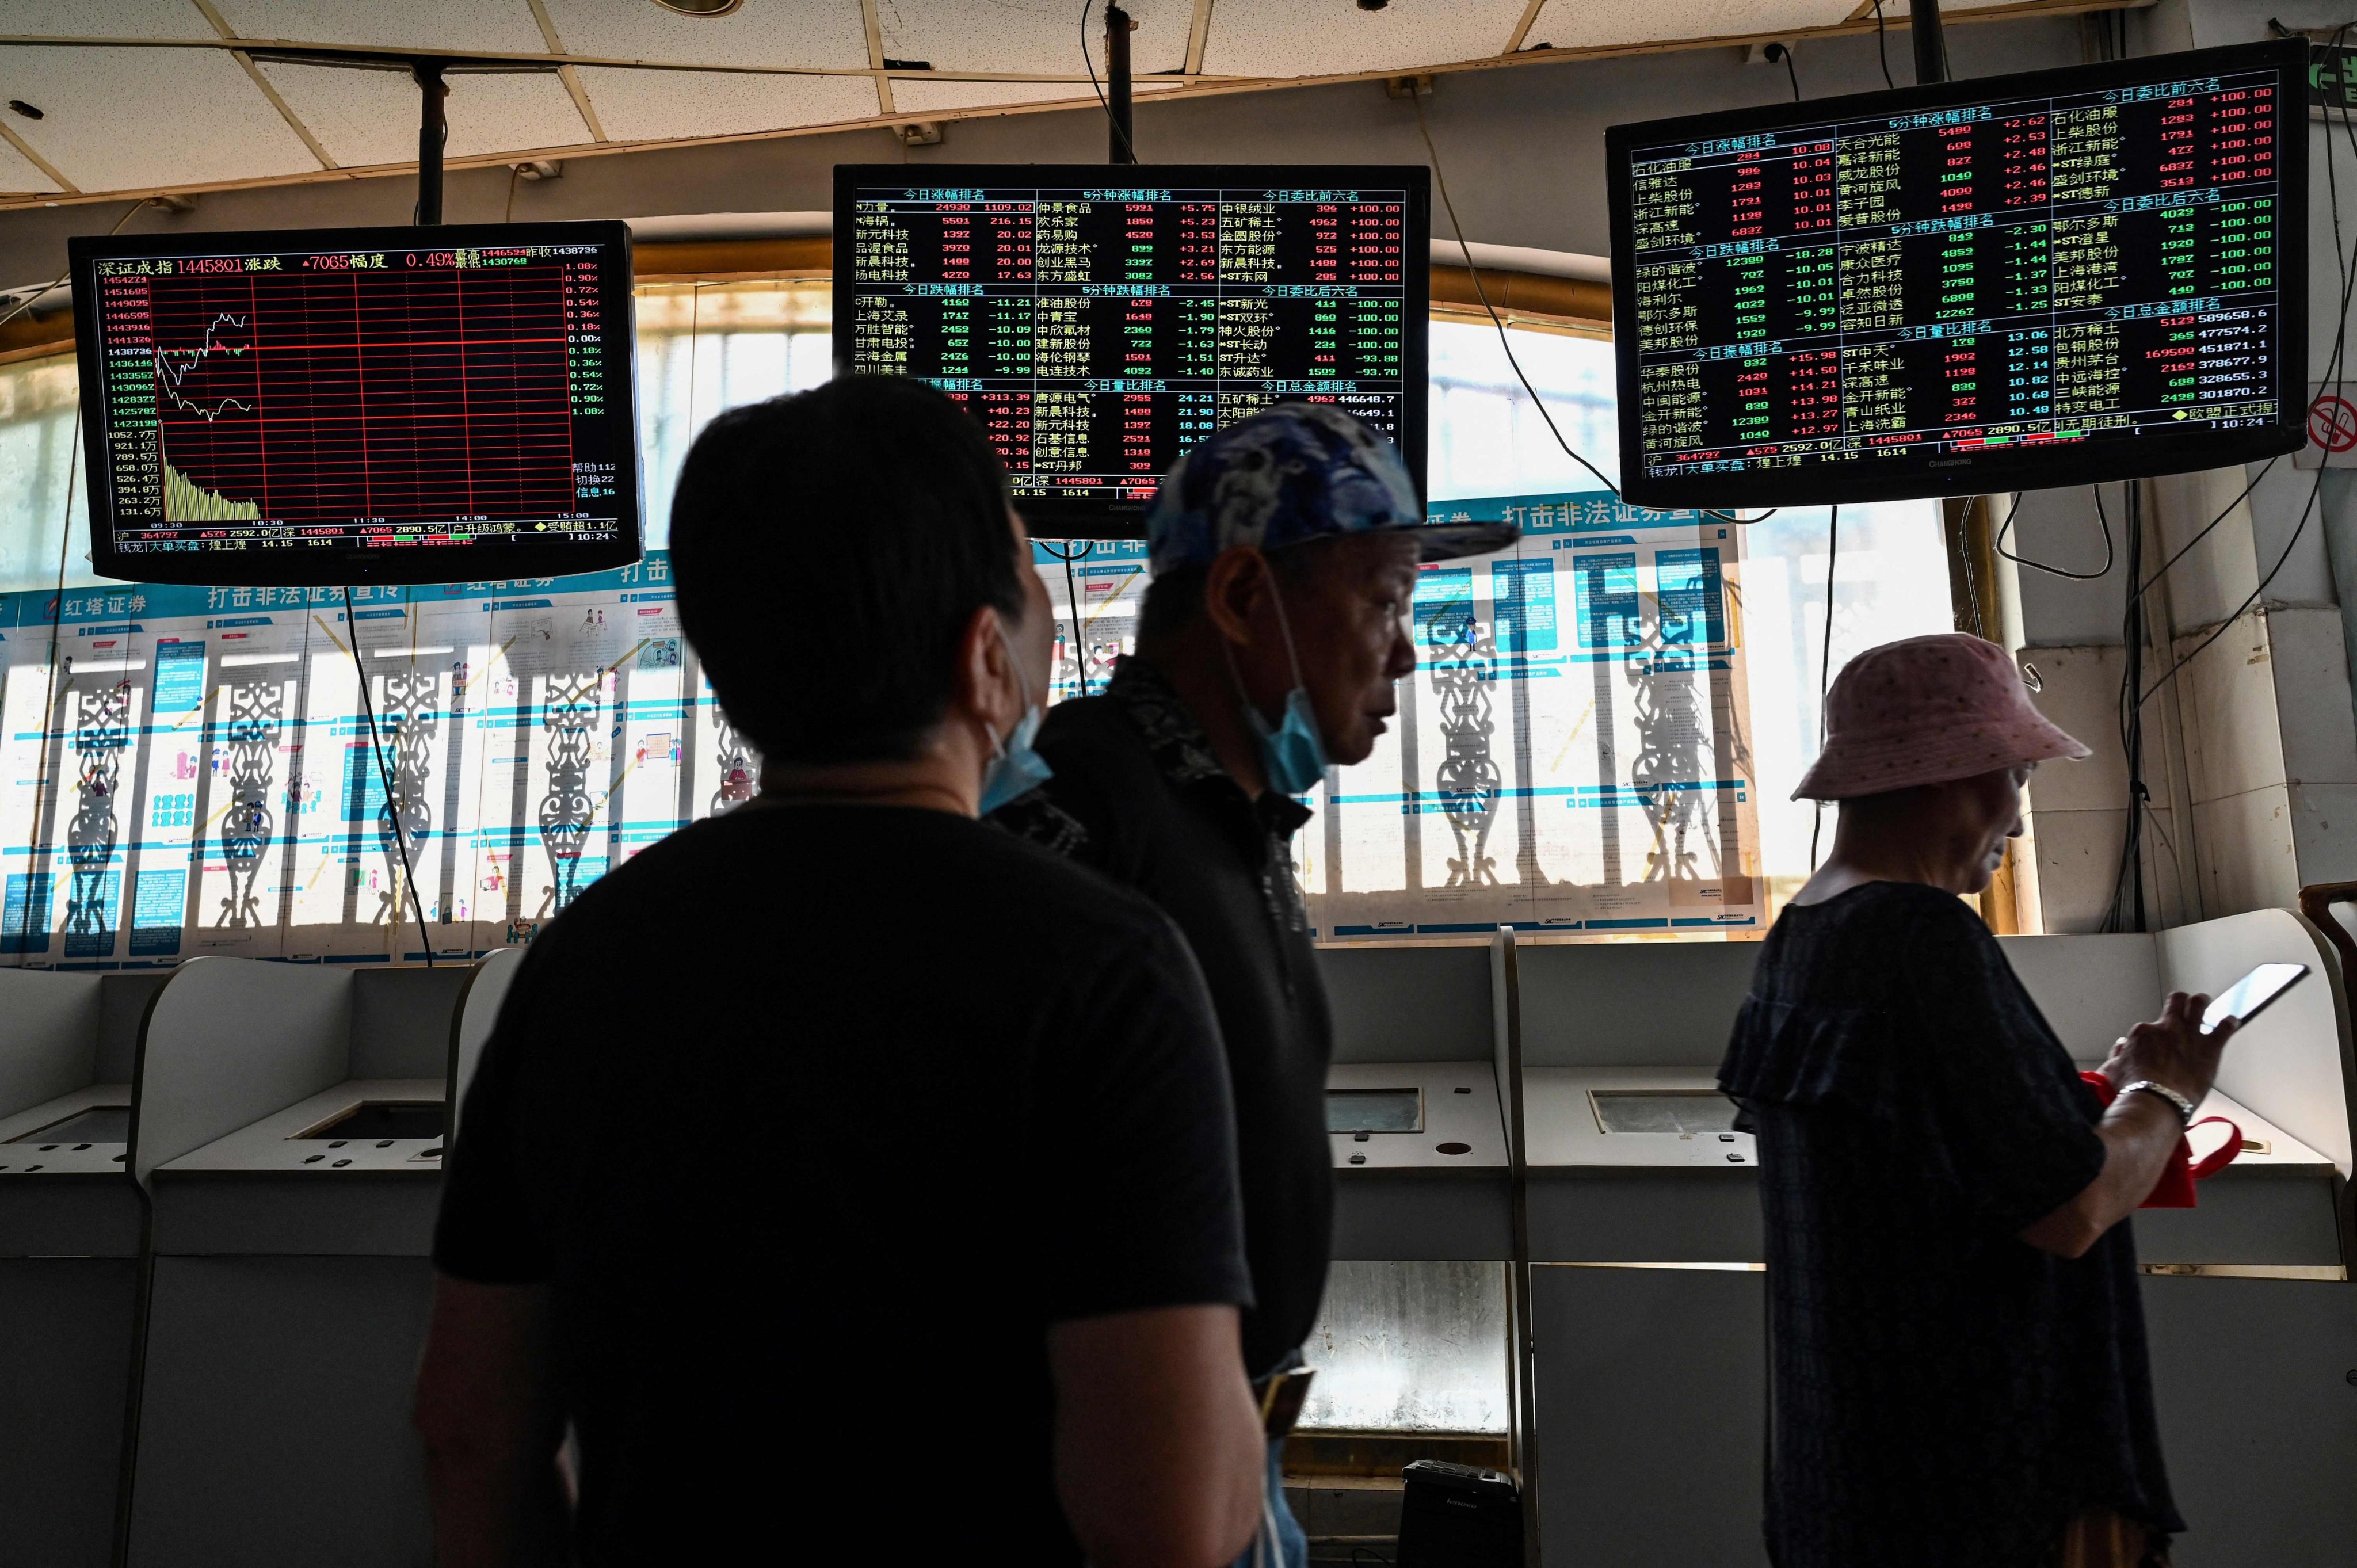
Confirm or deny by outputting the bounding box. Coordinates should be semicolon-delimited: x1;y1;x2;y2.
1080;0;1136;164
1994;486;2115;581
2126;459;2274;601
1766;43;1801;101
1870;1;1895;89
1039;539;1096;696
1412;91;1774;527
342;585;436;967
2137;25;2357;705
2104;482;2148;934
1810;505;1839;872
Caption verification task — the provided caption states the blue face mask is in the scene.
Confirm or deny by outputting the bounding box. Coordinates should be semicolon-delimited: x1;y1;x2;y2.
1233;579;1331;798
978;627;1055;815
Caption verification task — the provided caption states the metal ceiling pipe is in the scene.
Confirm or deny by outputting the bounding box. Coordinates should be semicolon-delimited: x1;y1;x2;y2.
1106;3;1136;164
414;58;448;225
1910;0;1946;83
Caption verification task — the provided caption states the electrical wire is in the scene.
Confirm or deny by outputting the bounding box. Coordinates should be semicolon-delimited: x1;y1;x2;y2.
0;200;148;335
1809;505;1839;872
1767;43;1801;102
342;586;436;967
2134;24;2357;706
22;407;79;921
1039;538;1096;696
1870;1;1896;90
1411;90;1774;527
1994;486;2114;581
1080;0;1136;163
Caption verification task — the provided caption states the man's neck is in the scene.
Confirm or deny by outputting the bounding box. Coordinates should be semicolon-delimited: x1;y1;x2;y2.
756;752;978;817
1132;636;1268;799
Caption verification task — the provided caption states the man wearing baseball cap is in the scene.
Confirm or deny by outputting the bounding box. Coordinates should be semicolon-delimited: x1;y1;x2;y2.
995;404;1513;1566
1721;632;2235;1568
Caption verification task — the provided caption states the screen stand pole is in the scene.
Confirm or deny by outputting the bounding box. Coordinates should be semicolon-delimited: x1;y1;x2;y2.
1909;0;1947;83
414;59;448;225
1105;3;1136;163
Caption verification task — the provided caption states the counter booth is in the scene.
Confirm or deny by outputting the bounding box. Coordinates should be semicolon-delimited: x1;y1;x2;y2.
0;969;170;1567
1503;907;2357;1568
120;949;519;1568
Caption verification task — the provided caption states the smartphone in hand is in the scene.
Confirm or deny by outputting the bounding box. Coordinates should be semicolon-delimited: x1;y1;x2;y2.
2200;962;2308;1032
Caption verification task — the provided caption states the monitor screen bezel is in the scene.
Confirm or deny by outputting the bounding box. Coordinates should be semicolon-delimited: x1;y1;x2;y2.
1604;39;2310;510
68;219;644;588
832;162;1433;541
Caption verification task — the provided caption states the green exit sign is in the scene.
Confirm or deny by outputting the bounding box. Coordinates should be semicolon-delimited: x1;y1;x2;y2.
2310;44;2357;115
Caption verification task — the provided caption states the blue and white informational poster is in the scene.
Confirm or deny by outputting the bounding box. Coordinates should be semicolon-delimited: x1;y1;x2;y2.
1;489;1755;968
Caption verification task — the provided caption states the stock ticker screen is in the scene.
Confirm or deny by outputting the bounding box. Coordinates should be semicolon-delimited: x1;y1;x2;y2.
834;165;1431;536
70;221;642;586
1607;40;2308;508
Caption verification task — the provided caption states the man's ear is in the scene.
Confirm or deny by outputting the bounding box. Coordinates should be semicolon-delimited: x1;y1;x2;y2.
1201;547;1269;647
953;602;1019;734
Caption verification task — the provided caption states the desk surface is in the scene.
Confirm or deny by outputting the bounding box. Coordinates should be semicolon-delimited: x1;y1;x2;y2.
0;1084;132;1177
1326;1061;1508;1171
155;1079;445;1177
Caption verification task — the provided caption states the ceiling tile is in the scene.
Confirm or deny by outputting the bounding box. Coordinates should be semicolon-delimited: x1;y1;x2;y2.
0;1;216;39
874;0;1192;78
888;75;1181;115
258;60;590;167
0;134;63;196
574;66;878;142
1526;0;1856;52
1200;0;1528;78
540;0;869;70
0;44;321;190
210;0;550;54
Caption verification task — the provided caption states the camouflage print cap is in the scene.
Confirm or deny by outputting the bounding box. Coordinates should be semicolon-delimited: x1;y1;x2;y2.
1144;403;1519;575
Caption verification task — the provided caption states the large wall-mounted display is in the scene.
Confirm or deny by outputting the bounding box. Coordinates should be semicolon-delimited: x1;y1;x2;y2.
835;164;1430;537
1607;39;2308;508
70;222;644;587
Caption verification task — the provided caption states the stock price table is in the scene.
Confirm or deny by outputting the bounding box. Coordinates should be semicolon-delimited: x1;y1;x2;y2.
844;178;1416;512
86;239;631;559
1625;62;2286;484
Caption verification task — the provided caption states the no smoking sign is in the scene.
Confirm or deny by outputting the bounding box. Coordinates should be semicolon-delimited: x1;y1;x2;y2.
2300;385;2357;468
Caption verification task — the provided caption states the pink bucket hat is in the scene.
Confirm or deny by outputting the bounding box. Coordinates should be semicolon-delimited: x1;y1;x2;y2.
1793;632;2089;800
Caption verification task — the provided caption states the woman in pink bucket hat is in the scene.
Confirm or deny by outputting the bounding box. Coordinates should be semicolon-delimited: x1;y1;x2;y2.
1719;632;2239;1568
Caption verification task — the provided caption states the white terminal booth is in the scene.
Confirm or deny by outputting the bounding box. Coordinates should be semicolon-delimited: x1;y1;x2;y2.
120;950;518;1568
0;968;170;1568
1472;906;2357;1568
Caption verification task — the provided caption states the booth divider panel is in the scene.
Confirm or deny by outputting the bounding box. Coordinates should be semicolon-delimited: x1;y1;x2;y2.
1998;933;2163;1062
1315;945;1494;1064
134;959;352;1184
2159;910;2354;1178
1513;941;1760;1069
0;972;100;1119
448;948;524;1139
349;967;476;1081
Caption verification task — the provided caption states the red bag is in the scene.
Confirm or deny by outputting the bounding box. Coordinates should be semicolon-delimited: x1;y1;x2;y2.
2079;1071;2242;1208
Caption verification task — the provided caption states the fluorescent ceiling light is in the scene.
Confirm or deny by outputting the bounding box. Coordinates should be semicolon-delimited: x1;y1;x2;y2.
68;656;147;672
371;646;457;658
218;651;301;667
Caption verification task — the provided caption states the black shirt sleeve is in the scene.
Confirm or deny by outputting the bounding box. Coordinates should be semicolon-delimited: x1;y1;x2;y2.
432;957;557;1285
1894;896;2108;1235
1032;915;1253;1323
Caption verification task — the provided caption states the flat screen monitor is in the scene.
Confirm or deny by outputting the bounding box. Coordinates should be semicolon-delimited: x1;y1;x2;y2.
834;163;1430;537
1605;39;2308;509
70;220;642;586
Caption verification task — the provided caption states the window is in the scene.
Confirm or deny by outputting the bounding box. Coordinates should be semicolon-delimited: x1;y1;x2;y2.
0;280;1956;965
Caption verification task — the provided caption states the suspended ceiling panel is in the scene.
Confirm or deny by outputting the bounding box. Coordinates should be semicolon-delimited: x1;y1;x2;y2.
260;60;592;168
1200;0;1533;79
874;0;1195;78
0;1;215;40
539;0;871;70
0;45;321;190
208;0;552;55
575;66;880;142
0;136;63;197
888;75;1183;115
1531;0;1860;52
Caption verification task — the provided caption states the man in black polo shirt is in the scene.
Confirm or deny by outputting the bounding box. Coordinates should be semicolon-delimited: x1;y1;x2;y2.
414;378;1265;1567
996;405;1515;1566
